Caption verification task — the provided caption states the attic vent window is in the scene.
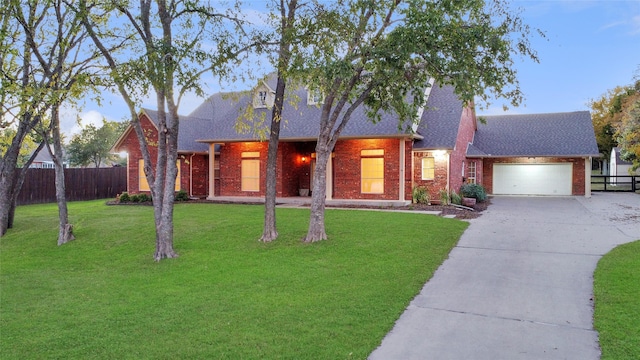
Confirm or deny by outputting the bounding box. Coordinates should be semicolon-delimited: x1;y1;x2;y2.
307;88;324;105
258;91;267;106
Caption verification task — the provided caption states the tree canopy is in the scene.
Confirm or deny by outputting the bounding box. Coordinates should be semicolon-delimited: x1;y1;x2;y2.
67;120;128;167
590;78;640;171
282;0;541;242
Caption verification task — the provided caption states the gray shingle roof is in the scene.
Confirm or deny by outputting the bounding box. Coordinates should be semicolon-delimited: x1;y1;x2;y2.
469;111;600;157
187;78;462;143
412;85;464;150
142;109;210;153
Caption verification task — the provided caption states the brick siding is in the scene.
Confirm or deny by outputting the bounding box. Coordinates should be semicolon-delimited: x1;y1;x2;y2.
114;114;210;196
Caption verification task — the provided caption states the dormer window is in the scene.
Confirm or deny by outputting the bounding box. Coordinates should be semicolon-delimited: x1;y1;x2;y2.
307;88;324;106
258;91;267;106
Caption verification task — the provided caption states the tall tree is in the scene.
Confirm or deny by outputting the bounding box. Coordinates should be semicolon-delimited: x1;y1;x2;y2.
15;0;102;245
590;80;640;172
614;80;640;171
0;0;52;236
288;0;540;242
589;86;627;169
78;0;247;260
68;119;127;167
259;0;303;242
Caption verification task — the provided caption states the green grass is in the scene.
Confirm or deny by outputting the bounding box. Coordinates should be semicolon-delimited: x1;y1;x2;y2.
594;240;640;360
0;200;467;359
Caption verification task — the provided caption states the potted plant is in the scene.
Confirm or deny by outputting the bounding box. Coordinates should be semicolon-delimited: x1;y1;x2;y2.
460;183;487;207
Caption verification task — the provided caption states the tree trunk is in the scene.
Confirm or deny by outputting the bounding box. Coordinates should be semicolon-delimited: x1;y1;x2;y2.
154;198;178;261
0;125;29;236
153;158;178;260
50;107;74;246
260;74;286;242
303;141;330;242
260;123;280;242
0;170;15;236
7;142;45;230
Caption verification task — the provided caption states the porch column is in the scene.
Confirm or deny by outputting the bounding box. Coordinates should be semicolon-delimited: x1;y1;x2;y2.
399;139;405;201
207;143;216;200
585;157;592;198
326;154;333;200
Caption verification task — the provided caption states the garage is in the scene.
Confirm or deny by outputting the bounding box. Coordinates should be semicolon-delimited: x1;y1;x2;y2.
493;163;573;195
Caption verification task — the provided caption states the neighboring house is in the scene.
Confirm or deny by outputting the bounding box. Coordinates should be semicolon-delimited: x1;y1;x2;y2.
610;147;637;184
112;75;600;201
29;146;69;169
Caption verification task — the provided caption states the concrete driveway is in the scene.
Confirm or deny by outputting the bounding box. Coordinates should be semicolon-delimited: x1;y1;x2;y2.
369;193;640;360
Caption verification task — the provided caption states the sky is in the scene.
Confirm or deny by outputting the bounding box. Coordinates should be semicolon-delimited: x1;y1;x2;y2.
61;0;640;135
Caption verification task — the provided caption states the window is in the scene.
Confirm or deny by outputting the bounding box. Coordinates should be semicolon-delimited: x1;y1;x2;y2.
307;88;324;105
241;152;260;192
259;91;267;105
138;159;181;191
361;149;384;194
422;157;435;180
214;157;220;180
467;161;477;184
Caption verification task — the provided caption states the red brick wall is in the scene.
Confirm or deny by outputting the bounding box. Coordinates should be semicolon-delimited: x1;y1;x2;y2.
332;139;408;200
412;151;449;200
481;157;586;195
178;153;209;197
114;114;210;196
220;142;268;197
411;106;478;201
114;115;158;194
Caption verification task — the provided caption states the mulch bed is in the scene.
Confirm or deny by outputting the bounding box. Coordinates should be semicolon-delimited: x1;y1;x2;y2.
330;199;491;220
108;198;491;220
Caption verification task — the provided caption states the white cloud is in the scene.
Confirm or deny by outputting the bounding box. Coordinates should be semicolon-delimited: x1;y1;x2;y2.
62;106;118;138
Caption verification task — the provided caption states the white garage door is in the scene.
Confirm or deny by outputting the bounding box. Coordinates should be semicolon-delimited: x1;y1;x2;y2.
493;164;573;195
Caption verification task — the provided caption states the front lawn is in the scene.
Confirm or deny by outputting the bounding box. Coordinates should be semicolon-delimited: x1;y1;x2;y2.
0;200;467;359
594;240;640;360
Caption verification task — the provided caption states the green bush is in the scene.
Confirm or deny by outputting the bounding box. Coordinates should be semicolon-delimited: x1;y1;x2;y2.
412;185;430;204
137;193;151;202
460;183;487;202
119;192;130;203
175;190;189;202
450;190;462;205
438;189;449;205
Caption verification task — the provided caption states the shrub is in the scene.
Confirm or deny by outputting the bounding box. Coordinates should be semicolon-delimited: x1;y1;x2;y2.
137;193;151;203
175;190;189;202
130;194;141;203
412;185;430;204
119;192;130;203
438;189;449;205
450;190;462;205
460;183;487;202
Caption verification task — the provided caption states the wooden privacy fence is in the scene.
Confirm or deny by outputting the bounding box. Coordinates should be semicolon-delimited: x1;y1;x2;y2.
17;167;127;205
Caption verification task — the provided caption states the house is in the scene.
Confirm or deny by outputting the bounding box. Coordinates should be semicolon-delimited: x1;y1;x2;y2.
29;146;69;168
112;76;600;201
610;147;637;184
